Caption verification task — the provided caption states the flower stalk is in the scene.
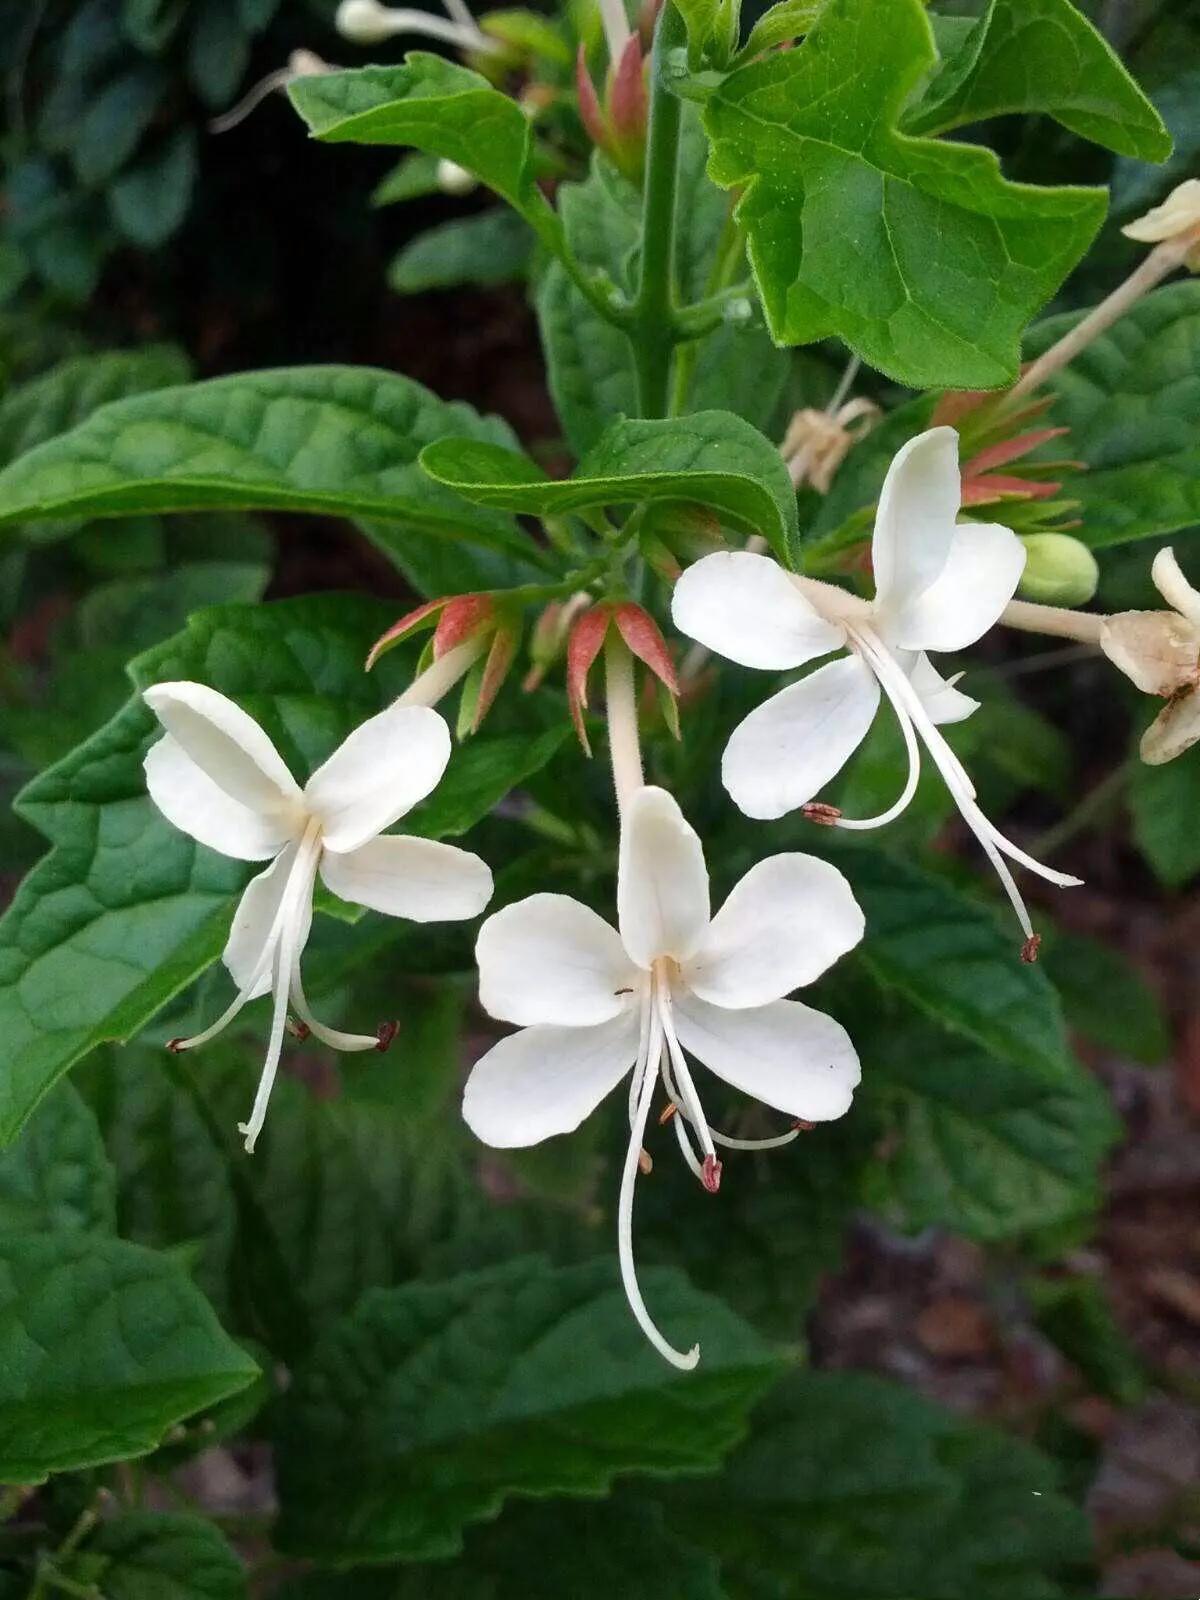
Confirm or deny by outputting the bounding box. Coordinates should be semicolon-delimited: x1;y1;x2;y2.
604;633;645;812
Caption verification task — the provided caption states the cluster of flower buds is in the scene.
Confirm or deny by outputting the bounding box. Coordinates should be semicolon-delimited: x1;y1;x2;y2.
566;600;679;749
576;36;648;183
367;593;520;735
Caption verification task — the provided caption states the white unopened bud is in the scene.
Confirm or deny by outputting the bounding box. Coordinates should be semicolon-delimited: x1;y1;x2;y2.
336;0;397;43
437;159;477;195
1017;533;1099;607
1122;179;1200;247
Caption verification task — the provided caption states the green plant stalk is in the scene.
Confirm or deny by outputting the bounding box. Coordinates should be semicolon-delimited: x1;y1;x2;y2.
632;0;687;417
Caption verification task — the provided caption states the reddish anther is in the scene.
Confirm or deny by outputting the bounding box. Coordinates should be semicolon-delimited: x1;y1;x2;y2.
801;802;842;826
701;1154;723;1193
375;1021;400;1052
1020;934;1042;964
658;1101;679;1125
791;1119;816;1132
166;1037;186;1054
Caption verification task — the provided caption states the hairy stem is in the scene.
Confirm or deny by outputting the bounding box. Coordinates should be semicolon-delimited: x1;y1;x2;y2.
1000;598;1107;645
605;633;644;813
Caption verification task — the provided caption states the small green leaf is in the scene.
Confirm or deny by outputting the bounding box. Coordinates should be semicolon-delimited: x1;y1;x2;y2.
72;66;166;186
421;411;799;562
274;1255;781;1563
703;0;1106;387
289;58;542;220
0;367;537;564
0;1232;258;1482
1022;280;1200;548
0;1084;116;1235
109;127;198;249
371;151;442;207
905;0;1171;162
389;211;533;295
663;1370;1091;1598
87;1512;248;1599
737;0;820;60
0;346;191;467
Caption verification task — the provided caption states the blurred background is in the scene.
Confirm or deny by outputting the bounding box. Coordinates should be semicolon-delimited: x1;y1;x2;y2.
2;1;1200;1594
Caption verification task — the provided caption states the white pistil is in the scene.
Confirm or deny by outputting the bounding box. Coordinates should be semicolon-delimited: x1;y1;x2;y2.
831;642;922;831
618;999;700;1371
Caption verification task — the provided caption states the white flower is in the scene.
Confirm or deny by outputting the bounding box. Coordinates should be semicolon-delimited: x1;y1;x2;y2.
1101;547;1200;764
672;426;1080;951
1122;179;1200;246
143;682;493;1151
462;785;863;1368
335;0;499;54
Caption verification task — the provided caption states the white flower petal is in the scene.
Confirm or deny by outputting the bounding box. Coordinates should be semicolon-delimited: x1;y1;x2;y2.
305;704;451;854
143;681;301;813
461;1012;640;1147
1122;179;1200;244
882;520;1025;653
1100;610;1200;696
871;427;962;616
1141;685;1200;765
906;652;979;725
474;893;638;1026
617;786;710;967
722;653;879;820
683;853;865;1008
671;550;844;670
319;834;492;923
223;843;311;997
144;735;295;860
673;993;860;1122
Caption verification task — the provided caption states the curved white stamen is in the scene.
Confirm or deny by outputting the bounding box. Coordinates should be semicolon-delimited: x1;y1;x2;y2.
832;626;922;830
288;956;380;1052
238;825;323;1152
210;68;298;134
617;1004;699;1371
655;982;716;1167
709;1126;800;1152
628;985;653;1127
668;1102;706;1181
1151;548;1200;627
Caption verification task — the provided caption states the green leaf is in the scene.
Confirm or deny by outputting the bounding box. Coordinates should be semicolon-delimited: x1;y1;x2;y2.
674;0;736;69
1022;280;1200;548
857;1009;1117;1239
87;1512;247;1599
0;367;537;565
843;849;1072;1076
389;211;533;295
0;594;412;1145
72;66;166;186
371;151;442;207
421;411;799;562
663;1370;1091;1598
0;1083;116;1235
0;1232;258;1482
273;1255;782;1563
905;0;1170;161
275;1497;725;1600
0;346;190;467
703;0;1106;387
122;0;189;54
1030;1275;1146;1406
0;368;540;563
1041;925;1169;1065
109;128;198;249
407;726;570;839
737;0;821;60
1130;737;1200;887
289;58;543;220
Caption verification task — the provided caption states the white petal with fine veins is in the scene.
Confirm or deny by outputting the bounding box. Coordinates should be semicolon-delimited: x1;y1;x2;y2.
320;834;493;923
684;853;865;1008
722;653;880;820
462;1011;641;1147
144;735;297;860
880;520;1025;653
143;682;301;814
617;786;710;967
870;427;961;618
671;550;844;670
475;892;638;1026
305;703;451;853
672;992;860;1122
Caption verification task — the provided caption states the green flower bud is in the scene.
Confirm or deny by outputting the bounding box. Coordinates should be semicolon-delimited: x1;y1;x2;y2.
1017;533;1099;607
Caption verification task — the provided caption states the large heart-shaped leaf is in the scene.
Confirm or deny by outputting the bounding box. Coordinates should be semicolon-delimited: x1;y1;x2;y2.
273;1255;782;1563
703;0;1106;387
421;412;800;563
0;346;190;466
0;1232;258;1482
0;1084;116;1235
0;366;541;565
905;0;1170;161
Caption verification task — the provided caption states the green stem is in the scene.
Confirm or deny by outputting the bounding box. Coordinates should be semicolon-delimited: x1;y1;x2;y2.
673;280;753;339
631;0;686;417
528;199;632;331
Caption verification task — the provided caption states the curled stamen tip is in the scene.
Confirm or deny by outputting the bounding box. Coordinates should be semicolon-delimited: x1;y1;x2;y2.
375;1021;399;1052
1020;933;1042;964
286;1018;312;1041
679;1343;701;1370
237;1121;259;1155
802;802;842;826
701;1154;722;1193
791;1118;816;1132
658;1101;678;1125
166;1037;187;1054
638;1147;654;1175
